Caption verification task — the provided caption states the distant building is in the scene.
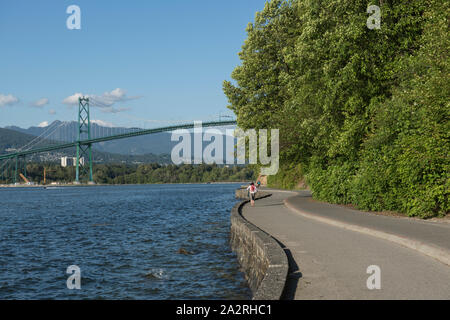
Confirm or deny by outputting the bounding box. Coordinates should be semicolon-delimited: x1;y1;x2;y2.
61;157;84;167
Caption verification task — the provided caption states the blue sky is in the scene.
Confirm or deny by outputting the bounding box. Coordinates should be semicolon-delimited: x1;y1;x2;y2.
0;0;266;128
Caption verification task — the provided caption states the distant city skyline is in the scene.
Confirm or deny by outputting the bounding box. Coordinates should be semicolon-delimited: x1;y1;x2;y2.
0;0;266;128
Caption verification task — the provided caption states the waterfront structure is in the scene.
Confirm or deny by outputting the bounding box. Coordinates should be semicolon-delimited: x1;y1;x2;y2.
61;156;83;167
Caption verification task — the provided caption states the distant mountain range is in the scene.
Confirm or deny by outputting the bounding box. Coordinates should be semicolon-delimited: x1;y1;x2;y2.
0;127;37;153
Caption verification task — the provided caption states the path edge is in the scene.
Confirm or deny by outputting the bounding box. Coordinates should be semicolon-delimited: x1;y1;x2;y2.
284;196;450;267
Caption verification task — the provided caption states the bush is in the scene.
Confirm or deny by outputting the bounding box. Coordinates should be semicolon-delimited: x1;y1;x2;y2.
267;163;305;190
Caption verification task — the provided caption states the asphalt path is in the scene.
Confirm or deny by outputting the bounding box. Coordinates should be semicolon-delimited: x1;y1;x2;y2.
241;190;450;299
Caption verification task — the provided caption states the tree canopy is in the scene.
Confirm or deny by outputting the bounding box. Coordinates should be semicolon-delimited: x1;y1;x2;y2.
0;163;256;186
224;0;449;218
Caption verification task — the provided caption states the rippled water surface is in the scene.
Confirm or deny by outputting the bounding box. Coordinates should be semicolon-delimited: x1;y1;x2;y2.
0;184;251;299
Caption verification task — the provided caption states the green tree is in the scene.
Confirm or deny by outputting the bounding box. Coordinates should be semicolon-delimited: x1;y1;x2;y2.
224;0;448;218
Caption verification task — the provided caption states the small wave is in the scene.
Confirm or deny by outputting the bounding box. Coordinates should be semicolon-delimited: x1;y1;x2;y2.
92;223;113;227
145;268;169;280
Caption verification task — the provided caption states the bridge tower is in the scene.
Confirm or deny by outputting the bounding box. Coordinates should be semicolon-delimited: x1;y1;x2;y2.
12;155;27;184
75;97;93;183
14;156;18;184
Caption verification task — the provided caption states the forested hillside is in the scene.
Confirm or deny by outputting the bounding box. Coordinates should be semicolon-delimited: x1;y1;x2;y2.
14;163;256;185
224;0;449;218
0;128;36;152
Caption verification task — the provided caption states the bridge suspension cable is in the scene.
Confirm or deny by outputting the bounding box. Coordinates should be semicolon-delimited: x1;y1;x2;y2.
89;96;236;127
17;121;60;152
15;121;73;154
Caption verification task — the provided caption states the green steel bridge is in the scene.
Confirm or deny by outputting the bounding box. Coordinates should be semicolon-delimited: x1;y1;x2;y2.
0;98;236;184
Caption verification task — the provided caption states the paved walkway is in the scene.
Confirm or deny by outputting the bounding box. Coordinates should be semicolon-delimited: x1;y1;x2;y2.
288;191;450;251
241;190;450;300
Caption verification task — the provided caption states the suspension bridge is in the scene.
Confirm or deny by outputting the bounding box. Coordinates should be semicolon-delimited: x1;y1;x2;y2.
0;98;236;184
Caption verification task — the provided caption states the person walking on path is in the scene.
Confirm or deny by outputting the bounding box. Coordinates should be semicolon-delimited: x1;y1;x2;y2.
247;182;258;207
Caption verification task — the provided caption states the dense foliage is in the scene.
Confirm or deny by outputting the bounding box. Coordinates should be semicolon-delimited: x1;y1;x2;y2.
0;163;256;185
94;163;257;184
224;0;449;218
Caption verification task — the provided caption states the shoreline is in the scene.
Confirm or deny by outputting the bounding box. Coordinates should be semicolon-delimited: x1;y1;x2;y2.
0;181;248;188
230;188;289;300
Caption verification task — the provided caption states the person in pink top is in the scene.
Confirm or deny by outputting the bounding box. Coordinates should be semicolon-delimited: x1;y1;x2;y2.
247;182;258;207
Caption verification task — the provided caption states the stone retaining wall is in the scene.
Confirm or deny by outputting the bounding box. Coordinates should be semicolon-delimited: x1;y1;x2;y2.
230;188;289;300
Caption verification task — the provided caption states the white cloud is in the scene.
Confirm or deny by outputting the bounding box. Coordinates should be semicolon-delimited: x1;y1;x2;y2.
38;121;49;128
32;98;49;108
62;88;140;113
49;109;56;115
62;92;84;106
104;88;126;100
99;106;131;114
0;94;19;107
90;88;139;108
91;119;114;127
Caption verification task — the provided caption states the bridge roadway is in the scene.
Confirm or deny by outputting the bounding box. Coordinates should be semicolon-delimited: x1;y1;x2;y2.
243;189;450;300
0;120;237;161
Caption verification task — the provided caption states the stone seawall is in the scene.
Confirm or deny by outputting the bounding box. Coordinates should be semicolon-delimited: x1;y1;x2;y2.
230;188;289;300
